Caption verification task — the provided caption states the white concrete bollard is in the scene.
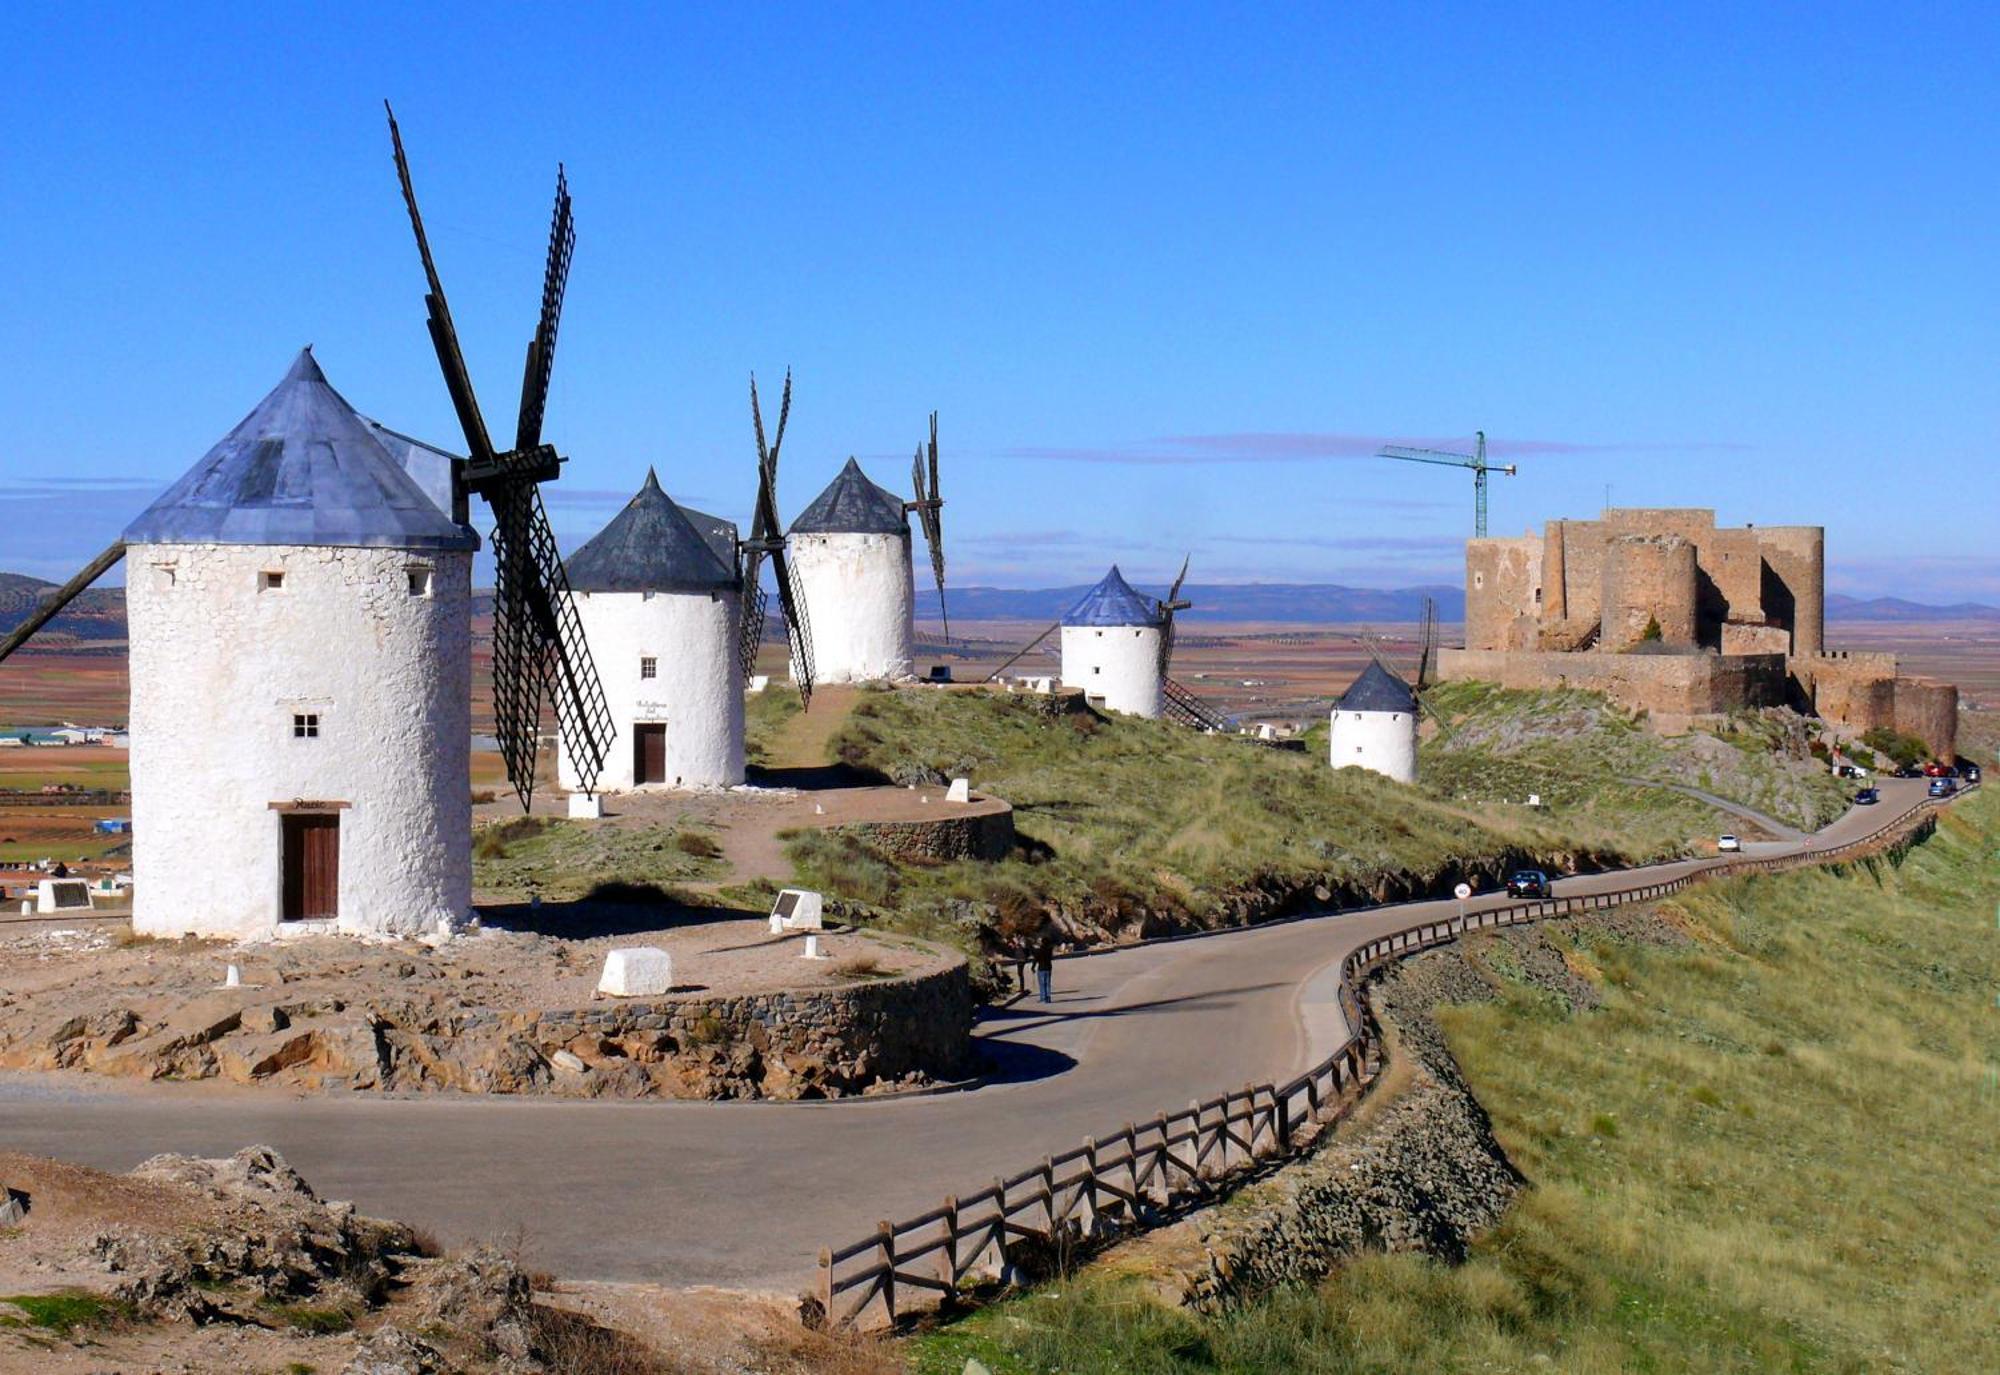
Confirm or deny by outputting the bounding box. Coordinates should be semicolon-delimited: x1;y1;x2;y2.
770;913;786;935
224;963;241;988
946;777;971;803
802;933;824;960
568;793;603;820
598;946;674;997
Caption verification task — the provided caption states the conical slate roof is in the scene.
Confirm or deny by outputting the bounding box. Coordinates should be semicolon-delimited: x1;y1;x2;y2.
1337;661;1417;713
1062;566;1164;628
788;458;908;536
123;349;478;551
564;469;739;593
678;503;742;573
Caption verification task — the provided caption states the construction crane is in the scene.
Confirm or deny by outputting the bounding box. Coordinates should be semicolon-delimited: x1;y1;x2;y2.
1376;430;1515;537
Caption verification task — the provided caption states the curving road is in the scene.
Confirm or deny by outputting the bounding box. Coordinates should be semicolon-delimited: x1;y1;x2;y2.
0;778;1936;1294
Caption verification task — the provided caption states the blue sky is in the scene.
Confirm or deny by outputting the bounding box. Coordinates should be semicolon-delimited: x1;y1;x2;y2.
4;4;1995;600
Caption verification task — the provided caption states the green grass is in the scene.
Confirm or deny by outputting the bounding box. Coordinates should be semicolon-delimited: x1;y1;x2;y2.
787;687;1785;950
909;789;2000;1372
259;1299;356;1334
471;816;726;903
1423;681;1852;832
0;1289;132;1335
744;683;805;765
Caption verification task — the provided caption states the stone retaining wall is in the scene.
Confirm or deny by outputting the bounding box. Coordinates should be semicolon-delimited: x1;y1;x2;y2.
833;803;1015;863
488;959;976;1100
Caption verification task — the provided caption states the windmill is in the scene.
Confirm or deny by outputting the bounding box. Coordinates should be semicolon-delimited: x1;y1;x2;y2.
1376;431;1516;537
907;412;948;645
385;104;614;811
735;371;816;706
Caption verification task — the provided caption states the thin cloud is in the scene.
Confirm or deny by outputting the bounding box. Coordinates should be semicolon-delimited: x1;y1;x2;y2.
1210;533;1463;553
1006;432;1751;466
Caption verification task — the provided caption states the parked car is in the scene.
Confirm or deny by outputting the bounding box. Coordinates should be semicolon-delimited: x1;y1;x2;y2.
1894;766;1921;779
1854;787;1880;805
1835;763;1869;779
1506;869;1554;899
1962;763;1981;784
1923;761;1953;778
1928;777;1958;798
1717;834;1742;853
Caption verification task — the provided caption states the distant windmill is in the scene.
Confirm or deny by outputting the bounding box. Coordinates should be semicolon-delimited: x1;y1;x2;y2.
1377;431;1516;537
385;104;614;810
736;372;816;706
907;412;948;644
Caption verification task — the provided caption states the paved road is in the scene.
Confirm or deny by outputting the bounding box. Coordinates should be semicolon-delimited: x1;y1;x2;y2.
0;779;1929;1294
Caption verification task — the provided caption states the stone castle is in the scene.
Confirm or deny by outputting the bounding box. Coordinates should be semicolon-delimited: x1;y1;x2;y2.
1436;507;1957;759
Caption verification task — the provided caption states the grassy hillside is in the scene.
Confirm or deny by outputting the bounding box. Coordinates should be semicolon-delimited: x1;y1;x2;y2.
1421;681;1852;832
910;789;2000;1373
790;687;1764;950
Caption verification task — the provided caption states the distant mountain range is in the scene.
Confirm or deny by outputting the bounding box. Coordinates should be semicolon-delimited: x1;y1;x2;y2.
918;582;1467;623
3;571;1996;647
0;572;126;645
1823;593;2000;623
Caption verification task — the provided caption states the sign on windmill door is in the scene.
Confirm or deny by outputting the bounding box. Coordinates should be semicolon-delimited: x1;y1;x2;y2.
634;724;667;785
281;813;339;921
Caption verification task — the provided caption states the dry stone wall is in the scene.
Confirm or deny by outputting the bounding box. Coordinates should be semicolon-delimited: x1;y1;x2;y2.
833;804;1015;862
1437;647;1787;715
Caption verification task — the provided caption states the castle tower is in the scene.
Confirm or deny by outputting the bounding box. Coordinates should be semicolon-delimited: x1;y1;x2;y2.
121;349;477;939
787;458;914;683
1329;662;1418;784
558;469;744;792
1059;566;1165;718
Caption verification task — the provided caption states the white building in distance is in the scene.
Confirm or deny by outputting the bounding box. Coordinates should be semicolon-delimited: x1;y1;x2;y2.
121;348;478;939
1060;566;1165;718
1328;662;1419;784
558;469;745;792
787;458;914;684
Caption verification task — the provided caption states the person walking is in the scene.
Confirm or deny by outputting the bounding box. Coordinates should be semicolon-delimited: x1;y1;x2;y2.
1032;926;1056;1004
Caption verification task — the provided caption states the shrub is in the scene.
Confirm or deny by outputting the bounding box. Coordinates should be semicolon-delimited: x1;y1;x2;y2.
672;830;722;860
1861;727;1930;769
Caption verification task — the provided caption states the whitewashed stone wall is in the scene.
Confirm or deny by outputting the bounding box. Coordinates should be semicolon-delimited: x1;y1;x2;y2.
1329;707;1418;784
125;542;472;939
789;531;914;683
557;587;744;792
1061;624;1163;718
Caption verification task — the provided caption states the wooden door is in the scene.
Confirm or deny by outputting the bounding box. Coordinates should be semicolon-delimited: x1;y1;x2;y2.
634;724;667;784
281;814;339;921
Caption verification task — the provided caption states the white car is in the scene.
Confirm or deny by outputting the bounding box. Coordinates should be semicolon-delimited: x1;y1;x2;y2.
1717;834;1741;853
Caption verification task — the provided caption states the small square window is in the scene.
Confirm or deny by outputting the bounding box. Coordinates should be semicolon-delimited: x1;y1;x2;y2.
1092;666;1102;675
260;570;286;592
640;657;658;680
406;567;433;597
292;713;319;739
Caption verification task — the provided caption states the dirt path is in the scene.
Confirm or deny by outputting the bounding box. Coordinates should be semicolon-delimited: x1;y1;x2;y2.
761;684;862;769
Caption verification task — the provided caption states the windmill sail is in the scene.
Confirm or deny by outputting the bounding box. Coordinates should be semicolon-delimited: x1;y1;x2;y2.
744;372;814;706
386;105;613;810
910;412;948;644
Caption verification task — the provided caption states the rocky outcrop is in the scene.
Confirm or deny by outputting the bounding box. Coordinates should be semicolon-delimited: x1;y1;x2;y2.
24;960;976;1102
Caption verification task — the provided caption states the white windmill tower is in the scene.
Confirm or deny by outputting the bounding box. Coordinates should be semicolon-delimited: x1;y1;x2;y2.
118;349;479;939
1059;566;1171;718
558;469;745;793
1328;661;1419;784
783;420;947;686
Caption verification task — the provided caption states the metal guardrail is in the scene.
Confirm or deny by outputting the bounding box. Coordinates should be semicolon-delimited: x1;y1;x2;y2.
811;784;1971;1329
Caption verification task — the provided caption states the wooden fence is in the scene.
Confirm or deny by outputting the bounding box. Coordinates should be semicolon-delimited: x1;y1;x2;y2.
813;786;1968;1329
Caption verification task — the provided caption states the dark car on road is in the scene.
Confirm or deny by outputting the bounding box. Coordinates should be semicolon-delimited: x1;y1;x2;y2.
1894;766;1921;779
1854;787;1880;805
1928;777;1957;798
1506;869;1554;899
1963;763;1981;784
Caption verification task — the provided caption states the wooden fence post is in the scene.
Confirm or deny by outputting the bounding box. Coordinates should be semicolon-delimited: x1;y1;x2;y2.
875;1221;895;1327
940;1195;958;1293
